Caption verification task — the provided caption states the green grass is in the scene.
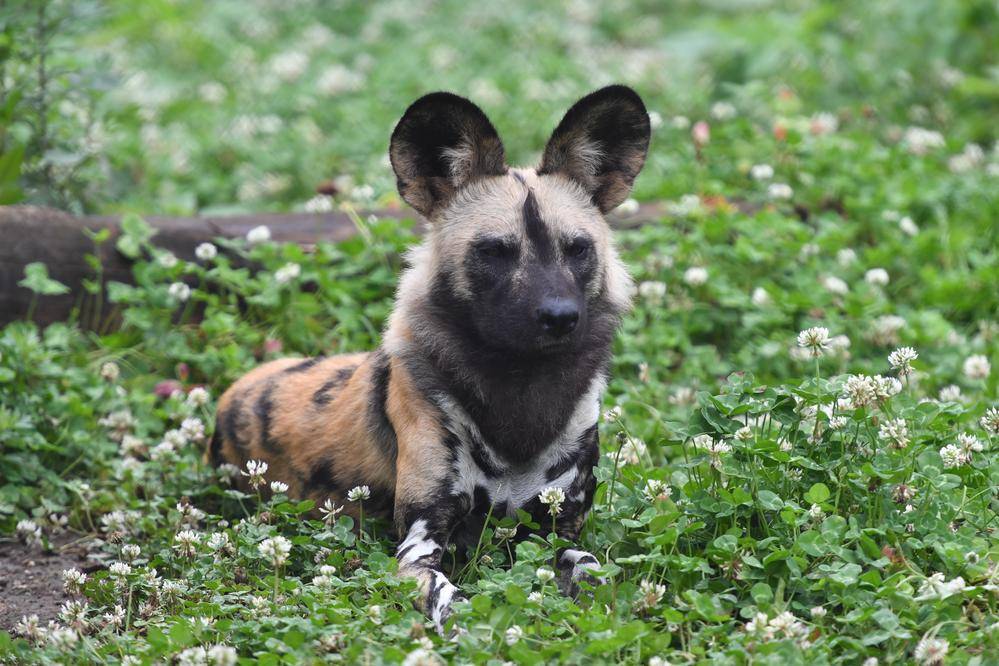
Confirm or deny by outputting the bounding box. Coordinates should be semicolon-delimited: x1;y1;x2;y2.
1;0;998;664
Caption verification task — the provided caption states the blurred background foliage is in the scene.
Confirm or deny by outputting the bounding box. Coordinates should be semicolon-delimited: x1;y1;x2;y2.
0;0;996;214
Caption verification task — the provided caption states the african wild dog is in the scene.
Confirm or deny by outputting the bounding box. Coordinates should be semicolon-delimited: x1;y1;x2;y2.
210;85;650;633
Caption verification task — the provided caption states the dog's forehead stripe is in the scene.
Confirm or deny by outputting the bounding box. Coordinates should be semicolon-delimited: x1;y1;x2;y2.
522;188;554;262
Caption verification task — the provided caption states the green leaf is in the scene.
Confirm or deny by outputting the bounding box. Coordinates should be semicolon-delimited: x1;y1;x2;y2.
804;482;831;504
18;263;70;295
757;490;783;510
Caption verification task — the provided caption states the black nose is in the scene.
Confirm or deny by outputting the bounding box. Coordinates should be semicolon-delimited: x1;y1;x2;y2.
537;298;579;337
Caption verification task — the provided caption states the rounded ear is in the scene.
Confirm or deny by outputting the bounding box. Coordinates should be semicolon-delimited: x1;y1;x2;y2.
389;92;507;217
538;85;651;213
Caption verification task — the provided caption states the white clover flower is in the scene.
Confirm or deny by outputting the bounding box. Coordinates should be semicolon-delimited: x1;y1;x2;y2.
401;648;443;666
168;282;191;303
269;50;308;81
865;268;890;287
734;426;753;441
963;354;991;380
767;183;793;200
704;439;731;467
181;417;206;443
536;567;555;583
692;434;715;449
303;195;334;213
527;591;543;603
319;498;343;525
195;243;218;262
810;112;838;135
710;101;736;120
347;485;370;502
683;266;708;286
62;568;87;595
899;216;919;236
270;481;289;494
671;115;690;129
808;504;824;520
603;405;623;422
207;645;238;666
258;536;292;567
869;314;906;346
821;275;849;295
878;418;909;449
246;225;271;245
810;606;827;619
669;386;697;406
903;127;945;155
937;385;962;402
751;287;771;307
779;437;793;452
187;386;210;407
108;561;132;578
612;436;647;466
840;374;877;409
538;486;566;516
643;479;671;502
635;579;666;612
750;164;774;180
121;544;141;562
797;327;831;358
637;280;667;304
957;432;983;453
59;599;88;630
16;519;42;546
47;626;79;650
242;460;269;489
158;252;179;268
174;530;201;558
872;374;902;401
836;248;857;266
100;361;120;382
13;614;44;643
505;624;524;646
275;263;301;285
207;532;230;552
888;347;918;375
913;635;948;665
981;406;999;434
939;444;967;469
176;646;208;666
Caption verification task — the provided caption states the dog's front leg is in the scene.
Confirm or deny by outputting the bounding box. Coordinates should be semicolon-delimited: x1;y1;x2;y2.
550;426;604;597
395;508;467;634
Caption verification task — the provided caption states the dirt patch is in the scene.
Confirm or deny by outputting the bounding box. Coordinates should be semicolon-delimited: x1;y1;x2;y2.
0;534;99;632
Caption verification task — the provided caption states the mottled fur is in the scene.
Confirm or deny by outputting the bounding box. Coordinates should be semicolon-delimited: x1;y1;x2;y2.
212;85;650;633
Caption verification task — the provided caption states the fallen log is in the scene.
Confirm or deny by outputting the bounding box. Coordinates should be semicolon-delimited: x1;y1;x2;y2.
0;202;667;328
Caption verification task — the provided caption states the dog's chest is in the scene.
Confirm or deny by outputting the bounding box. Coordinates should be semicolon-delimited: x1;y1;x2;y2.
439;374;605;515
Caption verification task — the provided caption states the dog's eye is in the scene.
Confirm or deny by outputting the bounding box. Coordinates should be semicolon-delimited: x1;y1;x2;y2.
475;239;514;260
565;238;592;259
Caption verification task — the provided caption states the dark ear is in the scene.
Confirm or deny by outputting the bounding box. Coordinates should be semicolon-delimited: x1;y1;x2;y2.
538;85;651;213
389;92;507;217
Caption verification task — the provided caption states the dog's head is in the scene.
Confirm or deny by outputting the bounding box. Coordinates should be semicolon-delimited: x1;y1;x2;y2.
389;86;649;355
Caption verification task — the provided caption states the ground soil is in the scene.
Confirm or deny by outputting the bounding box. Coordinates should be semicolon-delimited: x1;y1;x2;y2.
0;534;99;632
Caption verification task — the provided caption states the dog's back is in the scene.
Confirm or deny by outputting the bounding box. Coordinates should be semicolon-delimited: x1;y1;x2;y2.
210;351;397;517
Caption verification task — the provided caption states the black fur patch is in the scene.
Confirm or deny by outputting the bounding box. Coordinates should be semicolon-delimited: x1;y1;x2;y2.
222;394;250;459
254;382;281;454
312;365;357;406
208;428;224;467
305;457;340;495
545;424;597;482
284;357;324;374
367;352;399;460
522;189;553;261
